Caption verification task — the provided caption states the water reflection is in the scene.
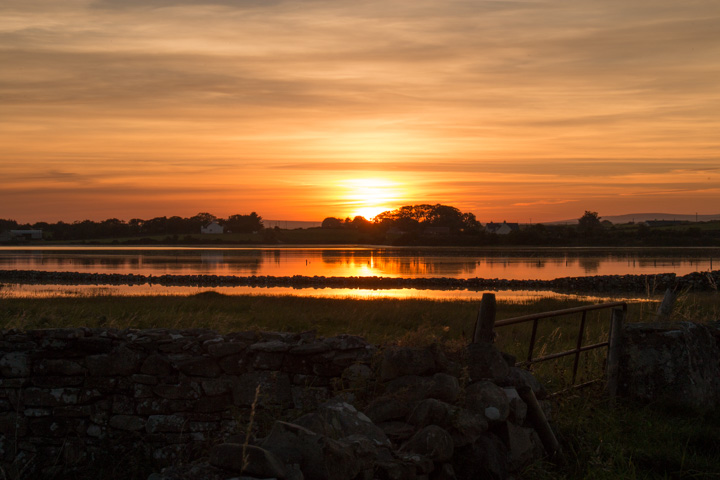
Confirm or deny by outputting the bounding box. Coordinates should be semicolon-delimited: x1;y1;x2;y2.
0;283;656;303
0;246;717;282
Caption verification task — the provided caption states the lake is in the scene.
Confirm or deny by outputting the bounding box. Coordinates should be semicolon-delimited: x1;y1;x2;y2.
1;246;717;301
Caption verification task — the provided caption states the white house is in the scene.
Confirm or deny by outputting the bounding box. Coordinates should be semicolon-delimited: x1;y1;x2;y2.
200;221;224;234
485;221;519;235
9;230;43;240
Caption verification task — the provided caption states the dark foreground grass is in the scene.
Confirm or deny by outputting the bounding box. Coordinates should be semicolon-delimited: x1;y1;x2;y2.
1;292;719;478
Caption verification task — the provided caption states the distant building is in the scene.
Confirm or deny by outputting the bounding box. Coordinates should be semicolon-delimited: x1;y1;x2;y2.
485;221;519;235
424;226;451;236
200;221;224;234
643;220;683;227
9;230;43;240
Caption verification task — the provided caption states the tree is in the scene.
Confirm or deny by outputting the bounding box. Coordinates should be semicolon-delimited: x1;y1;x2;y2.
578;210;602;239
224;212;263;233
374;204;478;234
321;217;342;229
578;211;601;228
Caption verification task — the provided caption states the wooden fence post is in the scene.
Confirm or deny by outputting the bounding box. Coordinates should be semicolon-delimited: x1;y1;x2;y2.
517;386;563;463
606;308;625;403
472;293;496;343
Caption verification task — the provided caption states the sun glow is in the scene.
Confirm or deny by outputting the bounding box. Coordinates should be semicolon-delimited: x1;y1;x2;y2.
341;178;404;220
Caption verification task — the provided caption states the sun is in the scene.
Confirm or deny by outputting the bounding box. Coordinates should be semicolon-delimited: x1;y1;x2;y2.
341;178;403;220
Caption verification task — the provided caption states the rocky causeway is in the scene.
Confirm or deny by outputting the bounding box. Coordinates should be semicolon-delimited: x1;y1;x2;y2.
1;268;719;293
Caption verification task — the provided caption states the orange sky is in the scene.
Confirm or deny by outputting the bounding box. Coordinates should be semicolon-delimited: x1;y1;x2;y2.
2;0;720;224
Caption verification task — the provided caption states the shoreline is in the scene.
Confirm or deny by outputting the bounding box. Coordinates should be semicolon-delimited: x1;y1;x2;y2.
1;268;718;293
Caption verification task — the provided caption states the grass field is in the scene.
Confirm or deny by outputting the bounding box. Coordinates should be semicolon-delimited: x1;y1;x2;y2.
1;292;719;478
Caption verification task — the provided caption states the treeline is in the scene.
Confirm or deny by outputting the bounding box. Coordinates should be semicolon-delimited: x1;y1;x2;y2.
320;208;720;247
2;206;719;246
0;212;263;241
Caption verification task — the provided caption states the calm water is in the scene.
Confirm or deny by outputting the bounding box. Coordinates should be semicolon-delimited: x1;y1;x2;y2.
1;246;717;300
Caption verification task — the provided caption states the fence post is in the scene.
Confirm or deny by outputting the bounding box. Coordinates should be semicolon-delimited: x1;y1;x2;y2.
473;293;496;343
656;288;677;321
606;308;625;403
517;386;563;462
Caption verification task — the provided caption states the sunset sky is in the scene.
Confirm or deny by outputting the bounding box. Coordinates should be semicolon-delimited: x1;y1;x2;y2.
2;0;719;224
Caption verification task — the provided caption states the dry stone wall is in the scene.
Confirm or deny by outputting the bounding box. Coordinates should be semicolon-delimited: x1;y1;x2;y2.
618;321;720;409
0;328;549;479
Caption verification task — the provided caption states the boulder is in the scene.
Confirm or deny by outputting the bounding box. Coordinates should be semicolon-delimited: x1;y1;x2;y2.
400;425;454;462
453;433;509;480
406;398;487;447
364;396;409;424
380;347;436;381
465;381;510;424
261;421;363;480
210;443;287;478
496;422;545;472
465;343;511;383
295;399;391;447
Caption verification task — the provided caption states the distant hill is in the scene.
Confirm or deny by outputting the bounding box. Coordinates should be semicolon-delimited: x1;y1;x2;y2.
545;213;720;225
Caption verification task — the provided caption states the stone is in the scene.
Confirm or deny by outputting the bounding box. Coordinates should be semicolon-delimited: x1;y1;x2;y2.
140;354;175;376
233;371;292;407
207;341;247;357
453;433;509;480
343;363;373;382
250;340;292;352
377;421;416;444
449;408;488;447
406;399;487;447
146;415;187;433
31;376;85;388
426;373;460;404
291;385;329;410
261;420;363;480
406;398;454;428
433;463;458;480
465;343;511;383
380;347;436;381
289;342;332;355
29;417;85;437
496;422;545;472
33;358;85;376
86;346;144;376
364;396;409;424
153;383;201;400
210;443;287;478
465;381;510;424
0;352;30;377
201;377;235;396
109;415;145;432
173;357;222;377
217;353;248;375
503;387;528;425
384;375;431;402
131;374;158;385
252;351;286;370
23;387;80;407
136;398;172;415
401;425;454;462
325;335;370;351
295;399;390;447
